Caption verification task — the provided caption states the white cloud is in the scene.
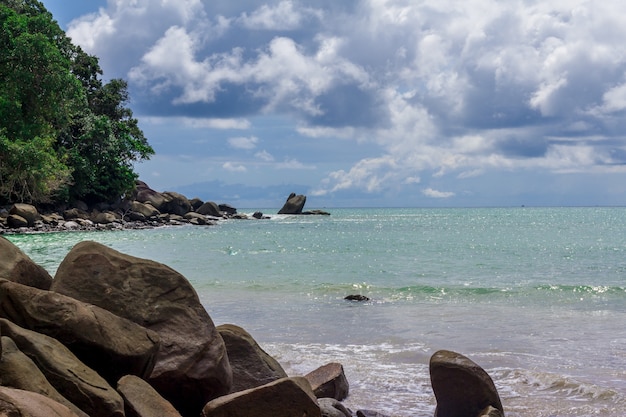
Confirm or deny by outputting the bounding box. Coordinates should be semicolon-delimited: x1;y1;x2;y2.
255;150;275;162
275;158;316;170
422;188;455;198
222;162;247;172
228;136;259;150
238;1;321;30
142;117;250;130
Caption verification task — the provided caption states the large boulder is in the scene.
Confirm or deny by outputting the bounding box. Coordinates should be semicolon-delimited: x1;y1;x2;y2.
304;362;349;401
201;377;321;417
51;241;232;417
161;191;192;216
0;237;52;290
196;201;221;217
0;387;84;417
429;350;504;417
117;375;183;417
0;279;160;384
318;398;352;417
135;181;168;212
217;324;288;393
0;319;125;417
131;201;160;218
0;336;89;417
278;193;306;214
7;214;28;228
9;203;40;226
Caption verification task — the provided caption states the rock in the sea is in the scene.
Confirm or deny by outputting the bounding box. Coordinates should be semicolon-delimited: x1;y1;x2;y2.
0;386;85;417
201;377;321;417
479;405;504;417
429;350;504;417
0;319;125;417
0;336;89;417
278;192;307;214
318;398;352;417
51;241;232;417
0;236;52;290
217;324;288;393
135;181;168;212
190;197;204;211
252;211;264;219
0;279;160;384
131;201;160;218
9;203;40;226
117;375;183;417
344;294;369;302
219;203;237;215
305;362;349;401
196;201;222;217
161;191;192;216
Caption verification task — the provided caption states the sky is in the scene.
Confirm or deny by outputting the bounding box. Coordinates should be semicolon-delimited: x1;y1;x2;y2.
39;0;626;208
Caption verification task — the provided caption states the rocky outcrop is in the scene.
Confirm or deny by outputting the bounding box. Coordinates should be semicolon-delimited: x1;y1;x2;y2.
0;387;85;417
278;192;307;214
0;279;160;384
51;241;232;417
196;201;222;217
430;350;504;417
201;377;322;417
305;363;349;401
117;375;183;417
217;324;288;393
0;236;52;289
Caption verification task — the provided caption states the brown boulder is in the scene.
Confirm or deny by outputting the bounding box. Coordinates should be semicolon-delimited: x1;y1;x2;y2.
7;214;28;228
0;236;52;290
0;337;89;417
304;362;349;401
429;350;504;417
196;201;221;217
201;377;321;417
131;201;160;218
278;192;306;214
51;241;232;417
0;319;125;417
162;191;191;215
217;324;288;393
9;203;40;226
117;375;183;417
135;182;168;211
92;211;119;224
0;279;159;384
0;387;84;417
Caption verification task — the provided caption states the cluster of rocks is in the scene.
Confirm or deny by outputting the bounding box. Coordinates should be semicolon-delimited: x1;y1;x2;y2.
0;182;330;234
0;236;505;417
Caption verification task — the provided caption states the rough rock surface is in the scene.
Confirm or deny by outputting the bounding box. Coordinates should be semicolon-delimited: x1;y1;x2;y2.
318;398;352;417
217;324;288;393
51;241;232;417
117;375;183;417
196;201;221;217
0;319;125;417
0;279;160;384
9;203;40;226
201;377;322;417
0;337;89;417
305;362;349;401
429;350;504;417
0;237;52;289
278;193;307;214
0;387;84;417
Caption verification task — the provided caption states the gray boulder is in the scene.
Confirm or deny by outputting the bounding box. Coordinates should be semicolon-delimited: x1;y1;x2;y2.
278;193;306;214
429;350;504;417
318;398;352;417
0;279;160;384
135;182;168;212
201;377;321;417
51;241;232;417
0;236;52;289
130;201;160;218
9;203;40;226
0;319;125;417
305;362;349;401
117;375;183;417
162;191;192;216
217;324;288;393
196;201;222;217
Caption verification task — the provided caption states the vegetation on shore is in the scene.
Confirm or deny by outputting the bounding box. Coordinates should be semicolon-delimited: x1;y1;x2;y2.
0;0;153;206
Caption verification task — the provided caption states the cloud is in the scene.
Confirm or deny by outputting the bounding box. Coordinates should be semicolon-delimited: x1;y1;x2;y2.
238;1;322;30
228;136;259;150
422;188;455;199
255;150;275;162
222;162;247;172
144;116;250;130
275;158;316;170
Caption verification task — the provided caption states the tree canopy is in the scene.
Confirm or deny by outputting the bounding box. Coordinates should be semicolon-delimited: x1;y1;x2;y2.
0;0;154;205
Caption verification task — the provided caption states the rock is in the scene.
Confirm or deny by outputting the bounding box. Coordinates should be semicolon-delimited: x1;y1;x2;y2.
9;203;40;226
162;191;192;216
63;208;90;220
219;204;237;215
0;279;160;384
51;241;232;417
0;336;89;417
479;405;504;417
0;318;125;417
278;192;306;214
131;201;160;218
201;377;321;417
184;212;208;225
7;214;28;228
303;209;331;216
196;201;222;217
0;236;52;289
318;398;352;417
92;211;119;224
117;375;183;417
356;411;391;417
217;324;288;393
135;182;168;212
0;387;85;417
429;350;504;417
252;211;264;219
344;294;369;302
304;362;349;401
62;221;80;230
189;197;204;210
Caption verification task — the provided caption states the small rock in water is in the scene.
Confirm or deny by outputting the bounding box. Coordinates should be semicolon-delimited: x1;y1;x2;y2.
344;294;370;302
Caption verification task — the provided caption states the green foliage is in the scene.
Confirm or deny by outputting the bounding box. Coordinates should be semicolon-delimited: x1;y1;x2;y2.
0;0;153;205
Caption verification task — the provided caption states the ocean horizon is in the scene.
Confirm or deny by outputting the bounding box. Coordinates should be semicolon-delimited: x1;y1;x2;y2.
6;206;626;416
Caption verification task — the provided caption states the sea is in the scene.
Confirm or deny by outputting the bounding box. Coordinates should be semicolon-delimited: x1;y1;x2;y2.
5;207;626;417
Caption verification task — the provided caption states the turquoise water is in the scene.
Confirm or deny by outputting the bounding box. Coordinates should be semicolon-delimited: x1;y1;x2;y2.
6;207;626;416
